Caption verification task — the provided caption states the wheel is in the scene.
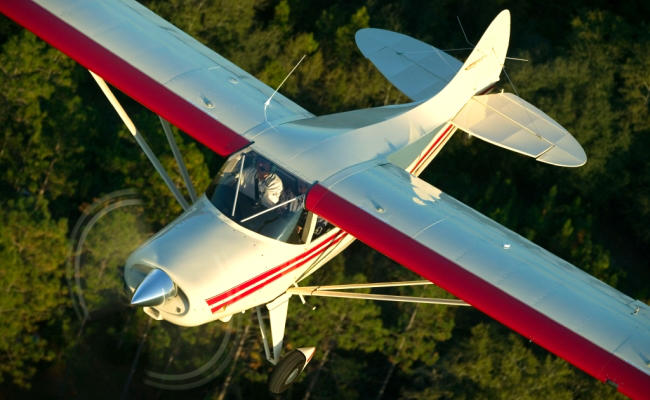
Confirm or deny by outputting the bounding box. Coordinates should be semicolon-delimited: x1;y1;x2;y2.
268;350;307;394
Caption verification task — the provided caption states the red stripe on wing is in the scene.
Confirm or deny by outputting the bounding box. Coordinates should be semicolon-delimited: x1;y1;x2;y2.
0;0;250;156
306;183;650;400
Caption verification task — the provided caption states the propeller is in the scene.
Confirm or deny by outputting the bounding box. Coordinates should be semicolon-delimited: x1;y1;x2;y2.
131;269;176;307
64;189;245;396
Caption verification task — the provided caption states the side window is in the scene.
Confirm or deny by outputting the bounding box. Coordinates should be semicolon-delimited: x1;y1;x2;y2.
207;150;311;244
311;219;334;240
286;209;309;245
280;177;310;245
296;211;334;244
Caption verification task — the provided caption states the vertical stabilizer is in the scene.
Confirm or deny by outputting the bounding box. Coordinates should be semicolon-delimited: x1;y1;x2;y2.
412;10;511;135
455;10;510;94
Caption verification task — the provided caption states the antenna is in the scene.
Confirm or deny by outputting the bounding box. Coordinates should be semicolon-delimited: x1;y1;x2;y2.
441;47;474;52
502;56;528;95
264;54;307;122
457;15;528;63
502;67;520;96
455;15;527;94
456;16;474;47
502;56;528;96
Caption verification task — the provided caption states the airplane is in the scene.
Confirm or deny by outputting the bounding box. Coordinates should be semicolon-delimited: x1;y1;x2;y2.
2;1;649;398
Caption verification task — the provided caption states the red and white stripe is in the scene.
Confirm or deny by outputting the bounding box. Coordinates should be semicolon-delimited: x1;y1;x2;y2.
206;230;347;313
409;84;495;176
410;124;456;175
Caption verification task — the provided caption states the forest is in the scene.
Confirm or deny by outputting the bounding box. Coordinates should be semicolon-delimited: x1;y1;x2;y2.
0;0;648;399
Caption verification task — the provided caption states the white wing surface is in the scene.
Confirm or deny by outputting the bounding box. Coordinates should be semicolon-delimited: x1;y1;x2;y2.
452;93;587;167
1;0;313;156
306;162;650;399
356;28;462;101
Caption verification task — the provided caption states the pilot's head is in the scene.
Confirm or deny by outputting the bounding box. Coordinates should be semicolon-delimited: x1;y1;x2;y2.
256;159;272;179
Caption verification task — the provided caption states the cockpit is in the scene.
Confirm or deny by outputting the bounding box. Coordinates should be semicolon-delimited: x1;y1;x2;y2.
207;149;310;243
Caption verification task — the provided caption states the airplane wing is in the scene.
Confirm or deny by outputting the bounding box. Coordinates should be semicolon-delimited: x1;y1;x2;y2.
306;162;650;399
1;0;313;156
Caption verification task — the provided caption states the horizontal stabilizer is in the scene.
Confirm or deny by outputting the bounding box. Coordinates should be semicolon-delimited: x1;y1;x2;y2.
355;28;462;101
451;93;586;167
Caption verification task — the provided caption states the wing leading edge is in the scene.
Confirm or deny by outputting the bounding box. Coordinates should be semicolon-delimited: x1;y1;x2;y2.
1;0;313;156
306;162;650;399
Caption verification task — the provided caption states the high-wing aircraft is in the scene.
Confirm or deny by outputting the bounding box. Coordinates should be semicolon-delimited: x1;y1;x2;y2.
2;1;649;398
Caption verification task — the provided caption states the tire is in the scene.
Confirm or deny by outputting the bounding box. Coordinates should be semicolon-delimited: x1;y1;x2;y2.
268;350;307;394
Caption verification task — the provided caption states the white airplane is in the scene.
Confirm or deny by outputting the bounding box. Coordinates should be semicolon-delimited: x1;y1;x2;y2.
2;1;649;398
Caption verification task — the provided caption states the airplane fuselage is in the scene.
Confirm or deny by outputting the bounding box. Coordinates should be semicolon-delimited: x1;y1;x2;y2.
124;120;457;327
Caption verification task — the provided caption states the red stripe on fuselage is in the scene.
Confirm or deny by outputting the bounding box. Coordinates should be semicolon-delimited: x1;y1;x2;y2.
210;234;347;313
410;124;454;174
0;0;250;156
408;84;495;175
207;231;346;312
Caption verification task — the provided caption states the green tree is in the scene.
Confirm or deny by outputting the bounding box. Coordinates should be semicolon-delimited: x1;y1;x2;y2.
0;31;83;203
0;199;68;387
409;323;624;400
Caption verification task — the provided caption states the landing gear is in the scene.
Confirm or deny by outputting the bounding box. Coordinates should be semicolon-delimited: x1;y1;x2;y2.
260;281;469;394
268;347;316;394
268;349;307;394
257;295;317;394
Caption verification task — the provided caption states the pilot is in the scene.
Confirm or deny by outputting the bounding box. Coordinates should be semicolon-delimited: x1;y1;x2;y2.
240;157;283;208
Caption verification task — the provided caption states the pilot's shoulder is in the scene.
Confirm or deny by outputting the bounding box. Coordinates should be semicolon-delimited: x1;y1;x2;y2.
267;173;283;188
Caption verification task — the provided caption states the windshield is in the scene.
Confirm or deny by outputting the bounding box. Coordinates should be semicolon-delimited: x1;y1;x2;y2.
207;150;308;243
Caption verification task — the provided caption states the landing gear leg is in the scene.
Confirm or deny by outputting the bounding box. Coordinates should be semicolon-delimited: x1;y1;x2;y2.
256;293;291;365
257;294;316;394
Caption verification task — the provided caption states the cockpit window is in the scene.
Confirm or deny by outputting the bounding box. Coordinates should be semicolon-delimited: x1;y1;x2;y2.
207;150;308;243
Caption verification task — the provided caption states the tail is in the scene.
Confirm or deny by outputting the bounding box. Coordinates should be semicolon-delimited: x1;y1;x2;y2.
413;10;511;134
389;11;512;172
355;10;510;102
454;10;511;95
436;10;585;168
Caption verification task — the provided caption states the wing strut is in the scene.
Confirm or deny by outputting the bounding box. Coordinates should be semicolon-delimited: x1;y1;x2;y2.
159;117;198;203
89;71;190;211
287;281;470;306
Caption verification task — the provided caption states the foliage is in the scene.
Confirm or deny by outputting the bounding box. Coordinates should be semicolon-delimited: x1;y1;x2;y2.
0;198;68;387
0;0;648;398
403;323;624;400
